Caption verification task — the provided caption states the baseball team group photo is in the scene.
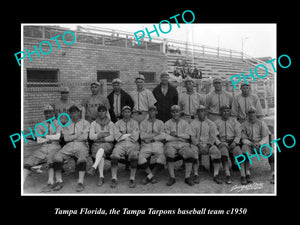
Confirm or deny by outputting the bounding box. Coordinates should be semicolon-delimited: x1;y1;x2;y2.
22;24;276;195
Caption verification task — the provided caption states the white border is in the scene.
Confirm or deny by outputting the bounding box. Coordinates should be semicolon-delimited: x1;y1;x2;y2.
21;23;277;196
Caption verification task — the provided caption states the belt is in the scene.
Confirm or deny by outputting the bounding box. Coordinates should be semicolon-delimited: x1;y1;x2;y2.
183;114;195;119
208;112;221;116
142;139;156;144
132;111;148;115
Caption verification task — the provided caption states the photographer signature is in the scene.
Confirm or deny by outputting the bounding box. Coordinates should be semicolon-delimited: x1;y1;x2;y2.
230;182;264;192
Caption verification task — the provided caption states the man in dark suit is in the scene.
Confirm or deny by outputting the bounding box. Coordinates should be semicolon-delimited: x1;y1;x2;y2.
152;73;179;122
107;78;134;123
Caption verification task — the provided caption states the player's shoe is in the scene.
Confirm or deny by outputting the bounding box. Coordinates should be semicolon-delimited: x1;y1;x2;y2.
76;183;85;192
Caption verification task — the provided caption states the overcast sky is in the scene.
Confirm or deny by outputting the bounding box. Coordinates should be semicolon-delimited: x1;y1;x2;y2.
57;23;276;59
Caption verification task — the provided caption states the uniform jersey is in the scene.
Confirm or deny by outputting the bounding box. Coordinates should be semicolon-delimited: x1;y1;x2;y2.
241;119;269;143
114;118;140;142
81;95;110;122
51;99;76;124
205;90;233;115
178;91;205;116
36;119;62;143
231;94;264;120
164;118;191;142
62;119;90;143
140;118;165;141
190;118;217;146
214;117;241;144
89;118;115;142
130;88;157;112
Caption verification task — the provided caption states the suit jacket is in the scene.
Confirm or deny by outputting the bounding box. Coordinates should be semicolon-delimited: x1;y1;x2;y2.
152;83;178;122
107;89;134;123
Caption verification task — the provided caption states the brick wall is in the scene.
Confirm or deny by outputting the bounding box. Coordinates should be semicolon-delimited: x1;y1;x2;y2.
23;26;168;130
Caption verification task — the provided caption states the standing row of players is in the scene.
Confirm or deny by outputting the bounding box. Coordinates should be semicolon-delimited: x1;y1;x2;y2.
23;73;273;192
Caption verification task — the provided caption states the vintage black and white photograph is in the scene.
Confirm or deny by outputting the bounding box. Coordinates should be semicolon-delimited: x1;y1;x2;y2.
20;23;276;195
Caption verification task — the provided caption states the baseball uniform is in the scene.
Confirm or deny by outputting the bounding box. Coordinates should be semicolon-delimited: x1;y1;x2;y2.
179;91;205;122
164;118;197;160
89;117;115;158
138;118;166;165
81;95;110;123
231;93;264;123
111;118;140;160
205;90;233;121
53;118;90;164
130;88;157;124
190;118;221;160
24;119;62;170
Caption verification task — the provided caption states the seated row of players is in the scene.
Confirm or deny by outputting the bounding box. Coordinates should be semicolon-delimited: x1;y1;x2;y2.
23;101;273;192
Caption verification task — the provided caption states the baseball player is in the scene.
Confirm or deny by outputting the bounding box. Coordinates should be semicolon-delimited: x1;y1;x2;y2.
240;106;273;184
214;105;243;184
130;75;157;124
178;78;205;123
205;78;233;122
231;83;264;124
87;105;115;187
164;105;198;186
110;106;140;188
81;81;111;123
138;105;166;184
23;105;62;192
190;105;223;184
52;105;90;192
51;86;76;125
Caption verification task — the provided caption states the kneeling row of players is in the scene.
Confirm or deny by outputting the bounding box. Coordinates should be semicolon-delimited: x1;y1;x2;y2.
24;103;273;192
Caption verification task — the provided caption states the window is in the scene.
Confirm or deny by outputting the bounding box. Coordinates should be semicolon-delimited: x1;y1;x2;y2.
27;69;59;87
97;70;119;83
138;71;156;83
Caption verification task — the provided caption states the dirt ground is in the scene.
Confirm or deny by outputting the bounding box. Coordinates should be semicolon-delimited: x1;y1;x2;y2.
23;156;275;195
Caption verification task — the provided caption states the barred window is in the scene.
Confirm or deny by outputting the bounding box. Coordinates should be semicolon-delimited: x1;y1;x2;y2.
26;69;59;87
97;70;119;83
138;71;156;83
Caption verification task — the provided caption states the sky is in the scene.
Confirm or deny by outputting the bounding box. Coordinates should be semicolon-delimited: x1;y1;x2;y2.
57;23;276;59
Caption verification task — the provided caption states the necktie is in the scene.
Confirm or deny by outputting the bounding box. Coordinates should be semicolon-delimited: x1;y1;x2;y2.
137;92;140;111
189;94;191;115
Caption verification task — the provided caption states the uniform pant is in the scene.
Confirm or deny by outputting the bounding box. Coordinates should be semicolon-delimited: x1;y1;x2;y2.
91;142;113;158
24;142;61;169
110;140;139;160
191;144;221;160
241;144;272;157
138;141;166;165
53;141;89;164
164;141;198;160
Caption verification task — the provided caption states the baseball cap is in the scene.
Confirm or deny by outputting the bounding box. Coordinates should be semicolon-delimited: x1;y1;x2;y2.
160;72;169;77
91;81;100;86
43;105;54;111
241;82;250;87
68;105;81;112
170;105;181;112
184;78;194;83
112;78;122;84
121;105;131;112
213;77;222;83
135;75;145;81
97;105;107;112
